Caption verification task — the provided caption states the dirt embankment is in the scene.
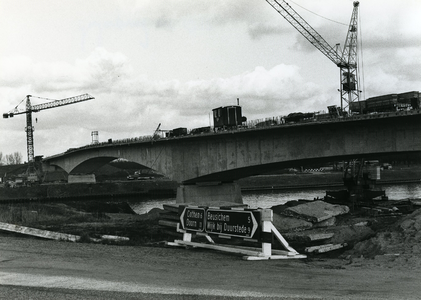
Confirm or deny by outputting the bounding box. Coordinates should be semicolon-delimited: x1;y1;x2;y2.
0;201;170;245
2;196;421;271
1;167;420;269
346;208;421;270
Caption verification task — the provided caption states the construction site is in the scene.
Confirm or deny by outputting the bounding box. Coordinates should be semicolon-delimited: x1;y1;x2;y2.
0;1;421;298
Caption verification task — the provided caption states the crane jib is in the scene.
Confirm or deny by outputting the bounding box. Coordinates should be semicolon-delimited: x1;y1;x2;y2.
265;0;360;110
3;94;94;116
2;93;95;176
30;94;95;112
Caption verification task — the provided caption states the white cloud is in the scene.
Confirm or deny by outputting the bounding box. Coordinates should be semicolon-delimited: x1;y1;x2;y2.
0;48;130;96
1;1;421;159
1;46;325;157
126;0;264;28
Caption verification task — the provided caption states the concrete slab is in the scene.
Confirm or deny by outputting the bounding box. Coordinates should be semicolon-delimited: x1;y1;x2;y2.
313;217;336;228
283;201;349;223
272;213;313;232
283;231;334;244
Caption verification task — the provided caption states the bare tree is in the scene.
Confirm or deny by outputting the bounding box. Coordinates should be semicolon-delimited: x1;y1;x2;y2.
5;154;14;165
0;152;4;165
5;152;23;165
12;152;23;164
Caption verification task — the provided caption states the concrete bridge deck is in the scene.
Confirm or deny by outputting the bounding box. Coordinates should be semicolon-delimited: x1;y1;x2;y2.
44;109;421;204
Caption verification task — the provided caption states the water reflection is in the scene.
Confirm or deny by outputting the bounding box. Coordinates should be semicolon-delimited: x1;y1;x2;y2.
383;183;421;200
242;188;327;209
128;183;421;215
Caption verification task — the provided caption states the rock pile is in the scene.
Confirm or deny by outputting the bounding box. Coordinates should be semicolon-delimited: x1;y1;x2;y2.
346;207;421;269
272;200;375;254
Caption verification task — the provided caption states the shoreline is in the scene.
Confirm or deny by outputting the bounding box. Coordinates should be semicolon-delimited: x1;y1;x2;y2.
0;173;421;204
0;179;178;202
1;168;420;202
241;178;421;192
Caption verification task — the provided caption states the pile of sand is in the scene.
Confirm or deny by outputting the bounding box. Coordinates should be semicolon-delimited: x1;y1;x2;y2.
345;208;421;270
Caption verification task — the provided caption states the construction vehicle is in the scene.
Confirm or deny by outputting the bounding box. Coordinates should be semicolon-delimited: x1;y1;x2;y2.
152;123;173;139
265;0;360;112
3;93;94;183
325;159;387;205
153;123;162;139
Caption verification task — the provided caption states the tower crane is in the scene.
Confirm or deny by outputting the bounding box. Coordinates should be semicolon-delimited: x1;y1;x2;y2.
265;0;360;111
3;93;94;181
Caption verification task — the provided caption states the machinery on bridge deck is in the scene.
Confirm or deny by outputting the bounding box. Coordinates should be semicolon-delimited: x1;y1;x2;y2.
266;2;392;203
265;0;360;112
3;93;94;184
213;105;247;131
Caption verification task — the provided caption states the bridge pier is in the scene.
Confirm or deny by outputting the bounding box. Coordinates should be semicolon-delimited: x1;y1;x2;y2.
68;174;96;183
176;182;243;205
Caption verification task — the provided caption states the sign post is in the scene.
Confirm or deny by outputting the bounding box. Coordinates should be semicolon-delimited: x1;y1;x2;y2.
205;209;258;238
171;206;306;260
180;207;205;232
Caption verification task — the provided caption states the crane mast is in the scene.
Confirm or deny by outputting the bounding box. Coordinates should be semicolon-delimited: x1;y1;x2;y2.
24;96;35;169
265;0;360;111
340;1;360;110
3;93;94;178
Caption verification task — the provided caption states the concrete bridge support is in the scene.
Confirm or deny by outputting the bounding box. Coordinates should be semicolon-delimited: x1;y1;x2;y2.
176;182;242;205
44;111;421;206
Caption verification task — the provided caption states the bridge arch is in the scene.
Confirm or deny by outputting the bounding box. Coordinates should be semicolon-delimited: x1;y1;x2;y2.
44;111;421;204
47;154;160;177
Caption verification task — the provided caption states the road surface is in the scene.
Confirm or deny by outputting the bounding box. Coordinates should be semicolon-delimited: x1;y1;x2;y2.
0;235;420;299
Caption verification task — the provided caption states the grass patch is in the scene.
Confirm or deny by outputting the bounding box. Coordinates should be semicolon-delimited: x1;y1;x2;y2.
0;201;170;245
0;202;103;227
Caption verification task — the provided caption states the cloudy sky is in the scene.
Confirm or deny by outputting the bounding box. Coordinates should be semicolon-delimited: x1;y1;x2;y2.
1;0;420;160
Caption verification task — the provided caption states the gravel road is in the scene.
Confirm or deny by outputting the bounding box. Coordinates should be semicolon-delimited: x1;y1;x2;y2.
1;235;420;299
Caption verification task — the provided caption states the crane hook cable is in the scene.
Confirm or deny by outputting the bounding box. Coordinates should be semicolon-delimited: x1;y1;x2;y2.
31;95;60;102
10;95;57;113
14;97;26;110
287;0;348;26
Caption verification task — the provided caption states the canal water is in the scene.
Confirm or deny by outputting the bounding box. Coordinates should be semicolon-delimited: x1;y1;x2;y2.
128;182;421;215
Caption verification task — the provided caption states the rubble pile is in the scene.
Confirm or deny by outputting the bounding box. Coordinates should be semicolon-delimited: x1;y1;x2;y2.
272;200;376;254
271;198;421;268
346;207;421;269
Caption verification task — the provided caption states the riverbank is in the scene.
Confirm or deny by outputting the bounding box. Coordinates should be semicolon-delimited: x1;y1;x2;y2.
1;166;420;201
0;179;178;202
0;178;421;284
1;196;421;280
237;166;421;191
1;168;420;300
0;200;169;245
